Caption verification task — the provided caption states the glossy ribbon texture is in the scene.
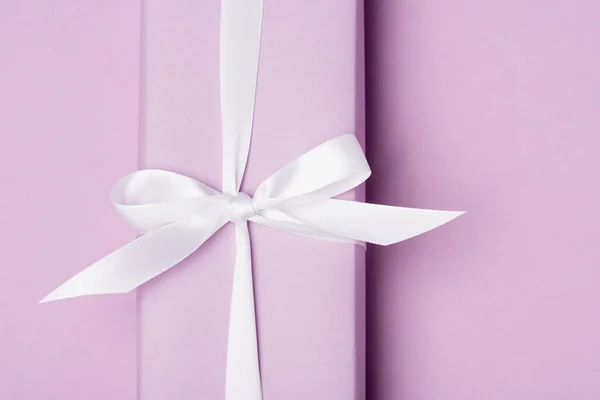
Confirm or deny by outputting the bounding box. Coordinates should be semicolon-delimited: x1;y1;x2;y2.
42;1;463;399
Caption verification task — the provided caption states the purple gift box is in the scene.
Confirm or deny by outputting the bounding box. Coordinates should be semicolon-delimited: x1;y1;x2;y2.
138;1;366;398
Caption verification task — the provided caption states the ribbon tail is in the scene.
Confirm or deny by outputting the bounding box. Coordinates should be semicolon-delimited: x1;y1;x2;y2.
40;215;225;303
226;222;262;400
286;199;464;246
250;213;360;245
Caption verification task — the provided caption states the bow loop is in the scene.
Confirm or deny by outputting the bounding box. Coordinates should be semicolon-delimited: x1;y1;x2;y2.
111;170;225;232
253;134;370;211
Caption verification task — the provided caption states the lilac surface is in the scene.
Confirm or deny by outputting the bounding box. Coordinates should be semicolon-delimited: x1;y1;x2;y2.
366;1;600;399
0;1;139;399
139;1;365;399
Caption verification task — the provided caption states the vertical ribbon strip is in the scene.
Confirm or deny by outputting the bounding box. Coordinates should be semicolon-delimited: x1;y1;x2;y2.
220;2;264;398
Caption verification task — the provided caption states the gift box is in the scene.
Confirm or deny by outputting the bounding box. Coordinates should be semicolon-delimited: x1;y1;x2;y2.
138;0;366;399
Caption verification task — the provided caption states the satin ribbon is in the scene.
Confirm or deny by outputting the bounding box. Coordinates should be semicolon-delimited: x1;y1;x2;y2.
41;1;463;399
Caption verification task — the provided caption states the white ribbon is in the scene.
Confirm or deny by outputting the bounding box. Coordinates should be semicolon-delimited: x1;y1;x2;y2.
41;1;463;399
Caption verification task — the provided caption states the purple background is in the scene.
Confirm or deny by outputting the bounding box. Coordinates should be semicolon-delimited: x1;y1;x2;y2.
1;0;600;399
366;0;600;399
0;1;138;399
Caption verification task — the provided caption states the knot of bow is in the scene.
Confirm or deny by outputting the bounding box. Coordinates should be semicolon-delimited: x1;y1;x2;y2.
226;192;255;223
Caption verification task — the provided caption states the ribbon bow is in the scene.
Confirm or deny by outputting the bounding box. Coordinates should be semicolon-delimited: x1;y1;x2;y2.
42;1;462;399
